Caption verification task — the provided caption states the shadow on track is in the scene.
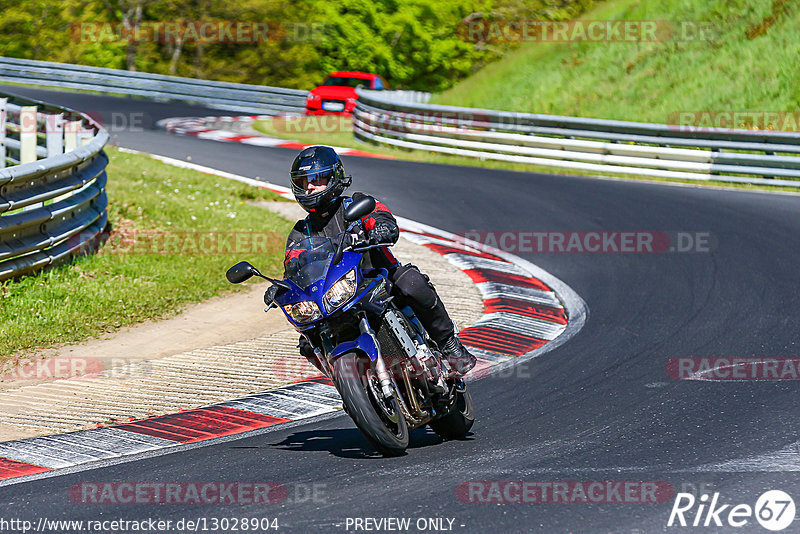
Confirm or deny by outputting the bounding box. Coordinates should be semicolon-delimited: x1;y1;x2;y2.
269;427;474;459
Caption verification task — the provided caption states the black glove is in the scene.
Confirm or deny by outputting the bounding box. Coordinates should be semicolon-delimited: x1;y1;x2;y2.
284;257;300;274
368;223;398;246
264;285;279;306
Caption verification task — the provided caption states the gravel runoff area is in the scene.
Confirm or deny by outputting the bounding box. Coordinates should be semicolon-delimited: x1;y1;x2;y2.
0;202;484;442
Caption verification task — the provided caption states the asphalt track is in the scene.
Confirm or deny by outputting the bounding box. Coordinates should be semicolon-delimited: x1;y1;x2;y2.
3;87;800;533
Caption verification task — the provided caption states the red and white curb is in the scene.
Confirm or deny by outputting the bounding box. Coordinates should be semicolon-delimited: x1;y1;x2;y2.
0;152;586;484
157;115;393;159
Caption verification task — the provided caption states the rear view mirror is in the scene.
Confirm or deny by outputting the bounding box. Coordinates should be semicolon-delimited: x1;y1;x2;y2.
344;196;376;222
226;261;261;284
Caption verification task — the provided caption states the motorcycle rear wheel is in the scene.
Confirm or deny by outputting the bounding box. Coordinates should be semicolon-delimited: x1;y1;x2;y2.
428;385;474;439
334;352;409;457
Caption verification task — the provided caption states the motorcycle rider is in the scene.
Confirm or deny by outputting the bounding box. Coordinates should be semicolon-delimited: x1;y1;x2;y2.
284;145;477;377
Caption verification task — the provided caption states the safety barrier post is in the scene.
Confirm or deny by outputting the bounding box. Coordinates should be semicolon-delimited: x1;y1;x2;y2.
0;97;6;168
45;113;64;157
19;105;37;164
64;120;81;152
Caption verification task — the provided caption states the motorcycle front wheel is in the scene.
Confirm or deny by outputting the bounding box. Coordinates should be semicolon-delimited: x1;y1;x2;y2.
333;352;409;457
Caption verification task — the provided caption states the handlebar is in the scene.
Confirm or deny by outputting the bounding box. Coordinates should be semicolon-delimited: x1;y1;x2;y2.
350;243;388;253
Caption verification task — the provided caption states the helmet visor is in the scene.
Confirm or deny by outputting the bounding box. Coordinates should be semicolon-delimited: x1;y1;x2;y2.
290;167;336;192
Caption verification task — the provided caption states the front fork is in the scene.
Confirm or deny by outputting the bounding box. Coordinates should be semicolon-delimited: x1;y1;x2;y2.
313;346;333;379
358;316;395;399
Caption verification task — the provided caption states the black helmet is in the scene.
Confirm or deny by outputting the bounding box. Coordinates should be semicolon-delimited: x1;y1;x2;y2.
289;145;351;214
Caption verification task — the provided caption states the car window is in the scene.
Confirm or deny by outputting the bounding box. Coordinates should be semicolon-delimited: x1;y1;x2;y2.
321;76;369;88
372;78;385;90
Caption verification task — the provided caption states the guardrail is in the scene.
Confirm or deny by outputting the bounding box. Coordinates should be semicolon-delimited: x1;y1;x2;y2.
378;90;431;104
354;90;800;187
0;91;109;282
0;56;308;115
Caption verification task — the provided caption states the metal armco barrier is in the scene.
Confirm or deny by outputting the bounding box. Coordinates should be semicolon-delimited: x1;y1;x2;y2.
0;91;109;282
0;56;307;115
354;89;800;187
378;90;431;104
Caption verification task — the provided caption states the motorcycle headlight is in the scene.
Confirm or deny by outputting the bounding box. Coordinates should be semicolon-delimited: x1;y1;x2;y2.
283;300;321;323
324;269;357;312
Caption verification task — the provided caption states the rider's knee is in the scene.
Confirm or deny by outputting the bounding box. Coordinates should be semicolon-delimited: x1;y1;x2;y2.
392;264;438;309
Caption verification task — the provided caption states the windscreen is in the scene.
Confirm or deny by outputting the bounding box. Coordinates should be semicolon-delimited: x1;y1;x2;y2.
321;76;369;88
283;236;336;288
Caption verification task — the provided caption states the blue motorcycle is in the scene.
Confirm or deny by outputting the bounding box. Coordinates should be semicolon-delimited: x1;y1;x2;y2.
226;196;473;456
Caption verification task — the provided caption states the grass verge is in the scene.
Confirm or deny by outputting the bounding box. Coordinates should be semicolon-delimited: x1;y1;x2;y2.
0;147;292;362
434;0;800;122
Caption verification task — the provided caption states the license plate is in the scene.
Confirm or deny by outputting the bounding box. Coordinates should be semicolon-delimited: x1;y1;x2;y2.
322;101;345;111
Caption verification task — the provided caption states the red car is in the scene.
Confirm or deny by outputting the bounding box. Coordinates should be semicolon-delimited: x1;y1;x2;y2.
305;71;388;115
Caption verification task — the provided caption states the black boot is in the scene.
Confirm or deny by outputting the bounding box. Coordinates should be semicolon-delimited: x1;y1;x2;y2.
298;336;325;374
440;335;477;376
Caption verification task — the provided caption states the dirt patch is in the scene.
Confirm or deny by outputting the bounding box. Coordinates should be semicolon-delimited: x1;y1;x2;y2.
0;282;288;392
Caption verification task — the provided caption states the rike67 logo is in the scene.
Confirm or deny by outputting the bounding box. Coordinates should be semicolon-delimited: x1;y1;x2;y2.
668;490;795;531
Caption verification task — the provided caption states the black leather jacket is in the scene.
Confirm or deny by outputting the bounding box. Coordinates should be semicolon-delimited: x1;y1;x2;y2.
285;193;400;271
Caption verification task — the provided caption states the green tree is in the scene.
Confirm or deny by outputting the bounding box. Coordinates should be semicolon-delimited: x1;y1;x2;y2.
0;0;597;91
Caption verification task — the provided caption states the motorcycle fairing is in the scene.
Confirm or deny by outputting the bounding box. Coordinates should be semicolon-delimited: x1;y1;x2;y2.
328;332;380;362
276;250;378;329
